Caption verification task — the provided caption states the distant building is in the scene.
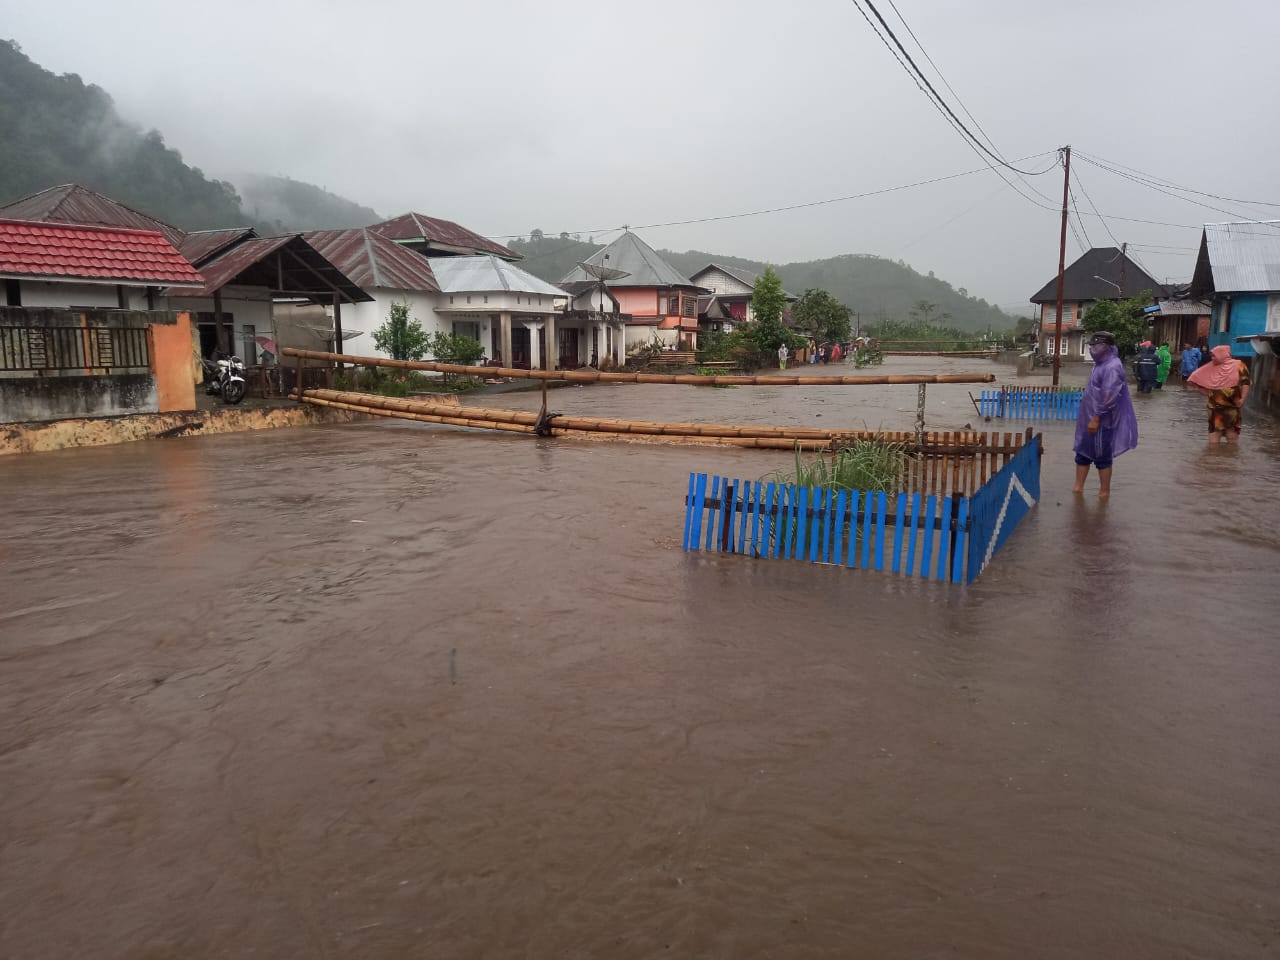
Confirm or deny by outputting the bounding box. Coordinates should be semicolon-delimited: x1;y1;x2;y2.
561;231;703;351
688;263;797;333
1028;246;1166;361
368;212;520;261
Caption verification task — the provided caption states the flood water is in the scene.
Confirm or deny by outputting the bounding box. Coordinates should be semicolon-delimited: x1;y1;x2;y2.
2;357;1278;958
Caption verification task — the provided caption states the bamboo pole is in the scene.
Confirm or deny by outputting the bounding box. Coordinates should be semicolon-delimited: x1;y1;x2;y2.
280;348;996;387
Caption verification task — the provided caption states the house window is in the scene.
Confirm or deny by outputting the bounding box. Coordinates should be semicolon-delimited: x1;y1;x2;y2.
682;297;695;318
483;295;488;304
466;295;472;305
1217;299;1231;334
449;296;455;304
1079;337;1088;358
453;321;480;342
1060;337;1069;355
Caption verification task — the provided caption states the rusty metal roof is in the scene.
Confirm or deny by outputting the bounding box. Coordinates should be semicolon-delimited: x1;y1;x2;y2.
0;218;203;286
0;183;188;248
304;228;439;293
368;212;519;260
163;235;371;302
178;228;258;267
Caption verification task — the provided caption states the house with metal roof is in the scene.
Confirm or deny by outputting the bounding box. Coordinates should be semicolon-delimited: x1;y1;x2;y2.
688;262;797;332
369;212;520;261
1029;246;1166;362
1189;221;1280;410
0;183;188;248
561;231;703;351
0;218;204;421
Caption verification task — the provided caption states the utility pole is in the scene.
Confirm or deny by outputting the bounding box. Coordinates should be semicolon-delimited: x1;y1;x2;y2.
1052;145;1071;387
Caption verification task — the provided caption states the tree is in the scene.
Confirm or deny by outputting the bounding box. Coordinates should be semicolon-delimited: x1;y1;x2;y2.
530;228;545;242
1081;290;1153;358
791;288;852;344
426;331;485;366
745;265;789;353
372;301;429;361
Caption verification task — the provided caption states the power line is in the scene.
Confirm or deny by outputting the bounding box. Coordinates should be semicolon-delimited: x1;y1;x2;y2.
1069;185;1092;249
1077;154;1280;228
852;0;1050;177
1076;150;1280;209
1071;166;1120;248
882;0;1058;207
485;152;1057;242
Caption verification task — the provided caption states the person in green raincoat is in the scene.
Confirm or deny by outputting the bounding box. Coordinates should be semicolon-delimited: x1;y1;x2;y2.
1155;343;1172;389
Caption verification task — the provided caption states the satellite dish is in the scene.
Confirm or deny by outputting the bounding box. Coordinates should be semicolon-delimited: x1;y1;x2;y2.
578;261;630;282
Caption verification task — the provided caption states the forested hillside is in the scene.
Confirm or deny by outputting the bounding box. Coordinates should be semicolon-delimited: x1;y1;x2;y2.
234;174;382;231
0;39;255;230
509;235;1018;332
0;40;379;235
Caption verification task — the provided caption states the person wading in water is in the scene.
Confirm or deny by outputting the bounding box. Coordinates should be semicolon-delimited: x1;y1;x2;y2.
1073;331;1139;499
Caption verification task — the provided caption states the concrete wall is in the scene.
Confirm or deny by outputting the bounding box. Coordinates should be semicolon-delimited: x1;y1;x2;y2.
12;280;131;309
149;312;197;411
0;373;158;422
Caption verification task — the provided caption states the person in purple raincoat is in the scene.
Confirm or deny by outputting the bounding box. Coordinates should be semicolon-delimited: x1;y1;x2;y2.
1073;330;1138;499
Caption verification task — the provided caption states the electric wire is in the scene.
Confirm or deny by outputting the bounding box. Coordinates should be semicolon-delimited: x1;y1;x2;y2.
1071;166;1121;248
853;0;1050;177
1077;154;1280;228
1076;150;1280;209
1069;185;1092;248
882;0;1057;206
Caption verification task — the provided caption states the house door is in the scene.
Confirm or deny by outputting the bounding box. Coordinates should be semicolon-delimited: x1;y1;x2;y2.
511;326;531;369
558;328;580;369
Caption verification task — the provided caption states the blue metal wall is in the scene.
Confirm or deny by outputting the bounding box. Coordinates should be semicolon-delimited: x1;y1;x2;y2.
1210;293;1268;357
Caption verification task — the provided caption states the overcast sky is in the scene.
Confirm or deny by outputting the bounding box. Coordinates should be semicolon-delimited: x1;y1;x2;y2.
4;0;1278;311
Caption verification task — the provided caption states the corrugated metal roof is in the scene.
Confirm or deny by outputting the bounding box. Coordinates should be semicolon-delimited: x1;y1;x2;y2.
1197;222;1280;293
429;255;566;296
305;228;439;293
1030;246;1167;303
0;184;188;247
164;235;371;302
178;228;258;267
1153;297;1211;315
368;212;519;260
561;231;696;288
0;218;203;285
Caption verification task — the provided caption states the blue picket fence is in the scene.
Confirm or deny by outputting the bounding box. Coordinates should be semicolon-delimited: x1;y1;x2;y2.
682;435;1041;584
978;387;1082;420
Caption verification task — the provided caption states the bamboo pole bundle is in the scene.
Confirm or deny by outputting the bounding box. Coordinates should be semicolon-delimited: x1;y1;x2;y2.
280;348;996;387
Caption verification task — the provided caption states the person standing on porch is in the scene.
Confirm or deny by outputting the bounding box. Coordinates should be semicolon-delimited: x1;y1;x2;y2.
1073;331;1139;499
777;342;788;370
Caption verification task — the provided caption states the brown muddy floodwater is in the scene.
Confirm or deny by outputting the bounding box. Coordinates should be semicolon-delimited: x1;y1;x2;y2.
2;357;1278;959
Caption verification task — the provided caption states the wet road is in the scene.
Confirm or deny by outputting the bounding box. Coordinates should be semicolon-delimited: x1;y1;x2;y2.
2;358;1278;958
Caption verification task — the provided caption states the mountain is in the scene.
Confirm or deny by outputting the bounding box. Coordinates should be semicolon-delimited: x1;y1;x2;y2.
508;235;1018;332
0;39;377;235
234;174;382;232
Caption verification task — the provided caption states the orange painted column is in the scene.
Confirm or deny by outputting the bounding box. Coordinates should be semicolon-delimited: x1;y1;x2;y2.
148;312;197;412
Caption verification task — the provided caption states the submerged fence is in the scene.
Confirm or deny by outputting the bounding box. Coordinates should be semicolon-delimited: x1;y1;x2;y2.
976;386;1082;420
682;434;1041;584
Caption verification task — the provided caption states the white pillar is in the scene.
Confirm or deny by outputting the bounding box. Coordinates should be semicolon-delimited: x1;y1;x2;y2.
500;312;512;368
526;321;542;370
545;314;557;371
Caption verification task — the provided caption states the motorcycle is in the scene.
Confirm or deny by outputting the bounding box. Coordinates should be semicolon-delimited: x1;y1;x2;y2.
201;353;247;404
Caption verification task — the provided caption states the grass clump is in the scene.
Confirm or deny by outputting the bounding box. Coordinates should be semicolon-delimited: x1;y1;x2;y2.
776;437;908;494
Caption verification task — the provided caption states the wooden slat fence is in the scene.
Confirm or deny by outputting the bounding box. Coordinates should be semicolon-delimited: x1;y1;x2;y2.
682;434;1041;584
977;386;1082;420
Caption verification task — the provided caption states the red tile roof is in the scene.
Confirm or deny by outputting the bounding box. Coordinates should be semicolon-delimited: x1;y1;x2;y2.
368;212;520;260
0;218;204;286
